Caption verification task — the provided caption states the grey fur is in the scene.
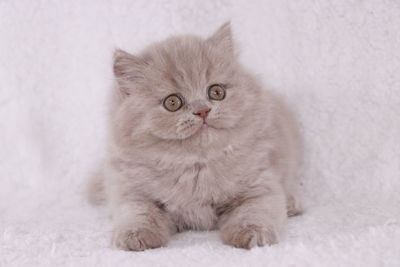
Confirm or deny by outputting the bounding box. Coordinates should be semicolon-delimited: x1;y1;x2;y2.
88;22;303;250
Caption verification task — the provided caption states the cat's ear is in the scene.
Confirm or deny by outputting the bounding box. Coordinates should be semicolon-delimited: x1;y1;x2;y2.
113;49;146;96
207;22;234;55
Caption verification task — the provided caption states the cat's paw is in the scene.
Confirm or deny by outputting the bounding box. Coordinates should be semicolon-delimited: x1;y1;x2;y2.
221;224;278;249
112;227;168;251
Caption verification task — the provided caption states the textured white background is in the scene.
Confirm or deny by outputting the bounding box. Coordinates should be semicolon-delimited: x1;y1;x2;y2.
1;0;400;266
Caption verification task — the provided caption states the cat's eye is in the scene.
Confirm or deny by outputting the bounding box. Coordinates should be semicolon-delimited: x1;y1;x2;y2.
163;93;184;112
208;84;226;101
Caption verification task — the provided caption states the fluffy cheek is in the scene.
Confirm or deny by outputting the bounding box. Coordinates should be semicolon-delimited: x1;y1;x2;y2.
148;111;203;140
207;93;248;129
207;105;241;129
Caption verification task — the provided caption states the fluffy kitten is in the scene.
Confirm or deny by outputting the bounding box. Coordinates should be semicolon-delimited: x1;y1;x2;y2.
88;22;302;251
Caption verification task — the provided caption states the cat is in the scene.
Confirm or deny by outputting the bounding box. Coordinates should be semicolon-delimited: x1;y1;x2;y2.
87;22;303;251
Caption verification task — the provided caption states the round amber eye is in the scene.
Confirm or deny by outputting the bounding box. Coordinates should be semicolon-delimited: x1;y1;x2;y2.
208;84;226;101
163;94;184;112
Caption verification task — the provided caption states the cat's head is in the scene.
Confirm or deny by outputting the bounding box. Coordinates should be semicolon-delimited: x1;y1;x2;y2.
112;23;260;147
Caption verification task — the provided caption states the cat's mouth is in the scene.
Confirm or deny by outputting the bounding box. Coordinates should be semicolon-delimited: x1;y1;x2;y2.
194;122;208;133
201;122;209;129
194;120;220;135
202;119;221;130
189;120;211;137
175;118;221;140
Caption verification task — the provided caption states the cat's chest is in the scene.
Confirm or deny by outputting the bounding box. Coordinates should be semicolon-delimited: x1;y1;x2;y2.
156;162;229;230
164;163;222;203
143;144;260;230
153;155;238;208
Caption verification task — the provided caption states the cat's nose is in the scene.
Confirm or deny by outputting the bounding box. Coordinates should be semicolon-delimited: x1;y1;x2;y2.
193;108;211;119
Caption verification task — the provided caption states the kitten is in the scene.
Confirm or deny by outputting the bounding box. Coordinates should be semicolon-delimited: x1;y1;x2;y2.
88;22;302;251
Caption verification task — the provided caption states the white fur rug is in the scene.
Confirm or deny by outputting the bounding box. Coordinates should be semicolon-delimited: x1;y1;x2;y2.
1;1;400;266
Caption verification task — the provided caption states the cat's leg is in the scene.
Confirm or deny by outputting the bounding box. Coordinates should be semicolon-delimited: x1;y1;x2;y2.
286;192;303;217
283;176;303;217
111;200;175;251
218;181;287;249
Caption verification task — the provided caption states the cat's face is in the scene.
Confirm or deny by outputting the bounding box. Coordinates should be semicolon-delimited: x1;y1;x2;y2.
113;23;258;145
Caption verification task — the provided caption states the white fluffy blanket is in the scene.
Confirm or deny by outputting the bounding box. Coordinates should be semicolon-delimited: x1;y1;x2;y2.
1;1;400;266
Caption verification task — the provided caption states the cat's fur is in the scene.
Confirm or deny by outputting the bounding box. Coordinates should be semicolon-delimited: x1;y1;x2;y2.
88;22;302;251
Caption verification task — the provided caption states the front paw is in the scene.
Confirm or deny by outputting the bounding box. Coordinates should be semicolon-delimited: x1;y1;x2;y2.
112;227;168;251
220;224;278;249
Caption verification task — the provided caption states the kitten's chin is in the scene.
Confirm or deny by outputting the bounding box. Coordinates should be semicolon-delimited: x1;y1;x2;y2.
177;122;216;142
154;121;221;143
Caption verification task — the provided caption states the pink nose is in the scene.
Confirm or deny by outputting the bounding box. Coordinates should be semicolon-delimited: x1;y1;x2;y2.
193;108;211;119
